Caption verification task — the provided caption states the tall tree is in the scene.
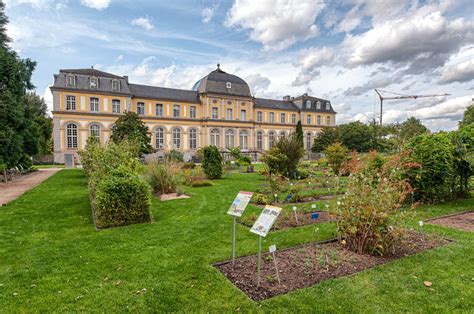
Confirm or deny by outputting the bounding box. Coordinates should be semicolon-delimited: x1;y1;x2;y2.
399;117;429;142
0;0;37;167
295;120;304;147
312;126;339;152
110;111;153;154
459;105;474;127
24;92;53;155
339;122;374;152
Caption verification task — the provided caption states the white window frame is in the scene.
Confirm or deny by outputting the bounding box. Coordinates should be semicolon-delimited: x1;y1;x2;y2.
189;128;197;150
306;133;312;150
155;127;164;149
112;99;121;113
190;106;196;118
316;101;321;109
172;128;181;149
225;129;234;149
89;124;100;142
279;131;286;140
90;77;98;89
256;131;263;149
269;112;275;123
307;115;312;125
325;102;330;110
317;115;322;125
66;95;76;111
89;97;99;112
66;75;75;87
240;109;246;121
211;128;220;147
212;107;219;119
292;113;296;124
66;123;78;149
112;80;120;91
326;116;331;126
226;82;231;89
268;131;275;148
137;102;145;115
239;130;248;150
280;113;286;123
306;100;311;109
156;103;163;117
226;108;233;120
257;111;263;122
173;105;180;118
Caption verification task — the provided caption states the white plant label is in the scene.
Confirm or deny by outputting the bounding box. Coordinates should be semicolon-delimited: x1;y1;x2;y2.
250;205;282;237
227;191;253;217
269;245;276;253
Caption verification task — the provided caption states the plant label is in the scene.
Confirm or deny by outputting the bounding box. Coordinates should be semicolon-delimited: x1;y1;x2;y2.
292;206;297;211
311;204;316;209
227;191;253;217
250;205;282;237
269;244;276;253
311;213;319;220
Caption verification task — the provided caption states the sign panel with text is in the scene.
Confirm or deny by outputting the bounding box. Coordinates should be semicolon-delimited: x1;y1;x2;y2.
250;205;282;237
227;191;253;217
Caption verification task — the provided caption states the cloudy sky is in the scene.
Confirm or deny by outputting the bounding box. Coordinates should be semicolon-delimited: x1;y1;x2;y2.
5;0;474;130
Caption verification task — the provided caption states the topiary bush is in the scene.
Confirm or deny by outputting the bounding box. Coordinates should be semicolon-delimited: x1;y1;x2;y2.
93;168;151;228
202;145;223;179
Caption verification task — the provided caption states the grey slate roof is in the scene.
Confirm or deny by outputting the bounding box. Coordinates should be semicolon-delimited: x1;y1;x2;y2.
129;84;198;103
59;68;124;79
53;69;131;95
193;66;252;97
254;98;299;111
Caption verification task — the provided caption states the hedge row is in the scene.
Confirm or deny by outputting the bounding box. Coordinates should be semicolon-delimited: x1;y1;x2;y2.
79;141;151;229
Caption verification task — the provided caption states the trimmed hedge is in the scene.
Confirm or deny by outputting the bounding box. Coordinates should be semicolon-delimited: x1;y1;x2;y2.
202;145;223;179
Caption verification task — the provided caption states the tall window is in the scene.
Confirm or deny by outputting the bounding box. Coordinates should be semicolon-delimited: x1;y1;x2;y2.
279;131;286;140
292;114;296;124
189;128;197;149
66;123;78;149
239;130;248;150
89;97;99;112
211;128;220;147
269;112;275;123
89;124;100;142
190;106;196;118
317;115;322;125
280;113;286;123
173;105;180;118
112;99;121;113
66;95;76;110
257;111;263;122
225;129;234;149
325;102;330;110
268;131;275;148
66;75;75;87
156;104;163;116
112;80;120;91
256;131;263;149
326;116;331;125
212;107;218;119
316;101;321;109
307;115;312;124
155;127;164;149
226;108;233;120
240;109;246;121
306;133;312;150
137;102;145;115
172;128;181;149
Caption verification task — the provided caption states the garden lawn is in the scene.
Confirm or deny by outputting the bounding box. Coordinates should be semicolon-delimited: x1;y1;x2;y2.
0;170;473;312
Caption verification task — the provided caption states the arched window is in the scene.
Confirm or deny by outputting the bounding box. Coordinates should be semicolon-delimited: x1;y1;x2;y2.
268;131;275;149
239;130;248;150
306;133;312;150
155;127;164;149
89;123;100;142
279;131;286;140
256;131;263;150
189;128;197;150
66;123;78;149
211;128;220;147
172;128;181;149
225;129;234;149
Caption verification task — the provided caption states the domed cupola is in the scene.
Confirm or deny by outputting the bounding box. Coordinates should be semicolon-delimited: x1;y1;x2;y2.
192;64;251;97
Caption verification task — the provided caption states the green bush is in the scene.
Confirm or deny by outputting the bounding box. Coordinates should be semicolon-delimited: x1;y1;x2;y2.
324;142;349;175
261;147;288;175
253;193;271;205
237;155;252;166
202;146;223;179
181;167;206;186
405;133;455;202
145;162;179;194
93;168;151;228
166;149;184;162
191;180;214;187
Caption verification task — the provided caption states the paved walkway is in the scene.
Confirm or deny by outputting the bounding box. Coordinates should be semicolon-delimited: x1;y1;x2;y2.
0;168;62;205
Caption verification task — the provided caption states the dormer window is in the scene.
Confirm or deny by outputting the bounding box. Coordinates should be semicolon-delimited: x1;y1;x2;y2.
316;101;321;109
112;80;120;91
305;100;311;109
226;82;231;89
325;102;330;110
66;75;76;87
90;77;98;89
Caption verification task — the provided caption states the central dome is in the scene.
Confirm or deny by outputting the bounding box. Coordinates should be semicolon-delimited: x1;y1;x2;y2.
192;64;251;97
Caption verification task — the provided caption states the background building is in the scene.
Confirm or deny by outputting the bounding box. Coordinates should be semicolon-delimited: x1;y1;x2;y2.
51;65;336;164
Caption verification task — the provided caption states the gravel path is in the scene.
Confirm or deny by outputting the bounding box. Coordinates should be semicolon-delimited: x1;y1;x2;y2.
0;168;62;205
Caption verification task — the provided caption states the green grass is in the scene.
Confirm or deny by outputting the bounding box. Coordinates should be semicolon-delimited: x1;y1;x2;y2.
0;170;473;312
32;164;65;169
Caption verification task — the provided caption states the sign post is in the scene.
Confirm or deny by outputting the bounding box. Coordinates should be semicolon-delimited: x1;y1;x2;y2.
292;206;299;225
269;244;281;285
250;205;282;286
227;191;253;263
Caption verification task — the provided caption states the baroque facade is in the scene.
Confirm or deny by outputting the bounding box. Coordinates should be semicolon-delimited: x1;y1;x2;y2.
51;65;336;164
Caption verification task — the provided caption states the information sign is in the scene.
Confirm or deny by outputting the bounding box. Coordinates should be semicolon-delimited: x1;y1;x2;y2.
227;191;253;217
250;205;282;237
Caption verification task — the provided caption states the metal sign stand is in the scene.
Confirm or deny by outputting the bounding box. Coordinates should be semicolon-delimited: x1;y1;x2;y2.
232;216;236;264
257;235;262;286
269;245;281;285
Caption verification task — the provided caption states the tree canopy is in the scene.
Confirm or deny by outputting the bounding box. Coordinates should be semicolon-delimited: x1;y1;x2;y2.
295;120;304;147
110;111;154;154
460;105;474;127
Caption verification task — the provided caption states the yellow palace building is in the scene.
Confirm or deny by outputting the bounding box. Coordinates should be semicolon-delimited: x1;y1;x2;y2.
51;65;336;164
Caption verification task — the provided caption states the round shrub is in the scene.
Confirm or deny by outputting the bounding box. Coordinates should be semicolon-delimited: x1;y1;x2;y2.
93;170;151;228
202;145;223;179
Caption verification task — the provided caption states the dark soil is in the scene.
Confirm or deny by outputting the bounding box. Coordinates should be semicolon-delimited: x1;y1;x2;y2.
427;211;474;232
215;231;449;301
239;211;335;231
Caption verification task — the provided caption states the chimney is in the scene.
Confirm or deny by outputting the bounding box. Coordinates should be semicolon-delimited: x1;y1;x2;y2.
123;75;129;83
283;95;291;101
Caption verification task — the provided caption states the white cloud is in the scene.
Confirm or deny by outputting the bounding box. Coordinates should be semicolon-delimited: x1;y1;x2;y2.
42;86;53;113
245;73;271;96
201;7;215;23
80;0;111;11
4;0;66;10
333;103;351;113
293;46;334;86
439;59;474;84
225;0;325;51
131;17;154;30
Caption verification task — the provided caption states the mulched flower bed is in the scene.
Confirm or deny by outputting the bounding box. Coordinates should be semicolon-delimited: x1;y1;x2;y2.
239;211;334;231
215;231;449;301
426;210;474;232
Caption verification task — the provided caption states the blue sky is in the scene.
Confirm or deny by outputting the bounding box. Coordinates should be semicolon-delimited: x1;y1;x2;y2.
5;0;474;130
